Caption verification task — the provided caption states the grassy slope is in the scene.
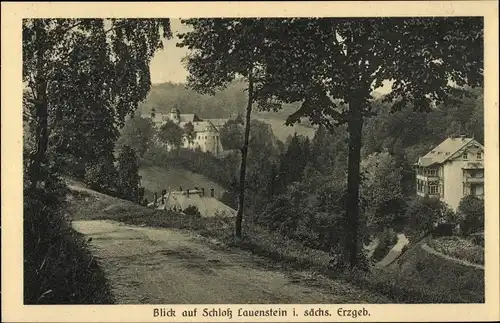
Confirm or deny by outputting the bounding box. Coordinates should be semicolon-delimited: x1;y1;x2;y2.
352;238;484;303
138;165;227;201
24;186;115;304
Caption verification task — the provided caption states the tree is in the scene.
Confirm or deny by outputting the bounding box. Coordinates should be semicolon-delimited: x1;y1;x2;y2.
158;120;184;153
84;154;117;194
116;116;155;158
405;197;455;236
177;18;272;240
254;17;483;268
360;151;406;231
116;146;141;202
23;18;172;189
457;195;484;235
183;122;196;146
277;133;309;191
220;119;244;150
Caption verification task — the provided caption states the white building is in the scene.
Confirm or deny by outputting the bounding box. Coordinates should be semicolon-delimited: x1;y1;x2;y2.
145;108;225;157
415;136;484;211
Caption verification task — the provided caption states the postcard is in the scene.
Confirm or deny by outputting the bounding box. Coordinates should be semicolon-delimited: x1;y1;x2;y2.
1;1;499;322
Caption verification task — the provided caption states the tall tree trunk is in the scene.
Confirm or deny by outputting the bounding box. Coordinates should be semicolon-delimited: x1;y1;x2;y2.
345;102;364;269
29;98;48;190
235;72;253;240
28;21;48;191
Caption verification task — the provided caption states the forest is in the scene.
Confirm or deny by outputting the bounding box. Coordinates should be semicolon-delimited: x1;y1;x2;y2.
119;83;484;266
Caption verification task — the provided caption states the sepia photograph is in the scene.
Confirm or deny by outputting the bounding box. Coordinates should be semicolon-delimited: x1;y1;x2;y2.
2;1;499;322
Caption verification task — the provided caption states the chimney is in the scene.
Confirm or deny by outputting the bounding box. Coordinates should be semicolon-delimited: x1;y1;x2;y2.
210;187;215;198
179;186;183;191
201;188;205;196
153;192;158;206
187;190;190;198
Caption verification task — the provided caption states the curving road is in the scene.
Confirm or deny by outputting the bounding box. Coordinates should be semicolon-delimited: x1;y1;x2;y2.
72;220;391;304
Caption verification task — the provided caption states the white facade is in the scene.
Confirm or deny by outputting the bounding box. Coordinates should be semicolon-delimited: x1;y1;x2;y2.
415;137;484;211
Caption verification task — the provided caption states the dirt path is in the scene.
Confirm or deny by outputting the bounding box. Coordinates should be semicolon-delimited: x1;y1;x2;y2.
421;243;484;270
73;220;391;304
376;234;409;268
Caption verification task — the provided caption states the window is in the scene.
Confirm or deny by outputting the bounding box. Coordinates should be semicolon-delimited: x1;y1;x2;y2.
428;183;439;194
427;168;438;176
417;180;424;193
476;151;482;159
462;152;468;160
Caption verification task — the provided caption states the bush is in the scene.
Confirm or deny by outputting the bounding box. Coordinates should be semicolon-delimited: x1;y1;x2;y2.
405;197;455;236
372;228;398;261
183;205;201;216
116;145;142;202
428;236;484;265
457;195;484;236
24;174;113;304
84;157;117;194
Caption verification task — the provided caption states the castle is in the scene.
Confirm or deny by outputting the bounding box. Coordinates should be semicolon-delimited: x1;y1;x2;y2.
144;108;227;157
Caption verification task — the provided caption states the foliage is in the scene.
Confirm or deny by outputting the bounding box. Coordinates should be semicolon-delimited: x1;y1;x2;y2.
360;151;407;231
183;121;196;146
372;229;398;262
428;236;484;265
250;17;483;268
116;145;142;202
183;205;201;216
116;116;155;158
276;134;310;192
457;195;484;235
157;120;184;151
84;154;117;194
23;18;172;187
178;18;279;239
405;197;456;236
138;81;248;118
23;156;114;303
220;119;244;150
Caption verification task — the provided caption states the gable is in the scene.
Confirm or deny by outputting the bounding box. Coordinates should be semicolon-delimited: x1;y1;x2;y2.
446;139;484;162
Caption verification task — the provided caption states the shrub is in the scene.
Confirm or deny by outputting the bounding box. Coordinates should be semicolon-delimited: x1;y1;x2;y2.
24;174;113;304
405;197;455;236
457;195;484;235
183;205;201;216
116;145;142;202
84;157;117;194
372;228;398;261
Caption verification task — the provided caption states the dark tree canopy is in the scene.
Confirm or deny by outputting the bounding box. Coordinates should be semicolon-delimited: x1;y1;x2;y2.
23;18;172;186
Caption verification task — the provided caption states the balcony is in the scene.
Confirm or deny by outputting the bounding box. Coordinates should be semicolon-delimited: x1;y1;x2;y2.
463;176;484;184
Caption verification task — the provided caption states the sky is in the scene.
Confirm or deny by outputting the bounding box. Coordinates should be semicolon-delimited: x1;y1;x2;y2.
149;19;393;94
149;19;190;84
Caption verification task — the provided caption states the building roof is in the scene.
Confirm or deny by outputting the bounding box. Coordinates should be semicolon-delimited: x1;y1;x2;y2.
416;136;480;167
179;114;201;123
179;120;218;133
206;118;229;128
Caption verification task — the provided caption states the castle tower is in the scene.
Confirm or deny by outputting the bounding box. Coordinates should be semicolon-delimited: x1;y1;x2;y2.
170;108;180;124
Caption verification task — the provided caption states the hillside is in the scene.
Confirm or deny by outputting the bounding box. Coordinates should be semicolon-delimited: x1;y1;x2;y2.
137;81;317;142
255;117;316;141
139;165;227;201
364;238;484;303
